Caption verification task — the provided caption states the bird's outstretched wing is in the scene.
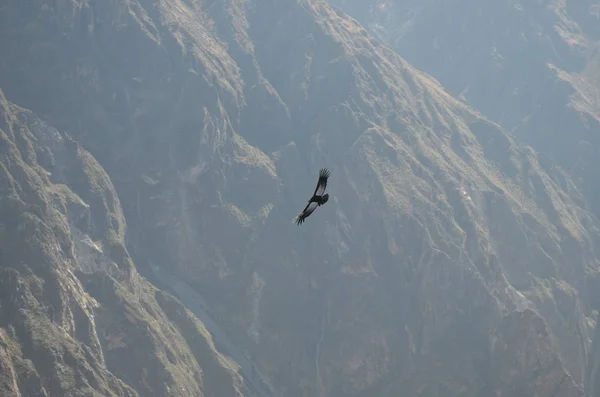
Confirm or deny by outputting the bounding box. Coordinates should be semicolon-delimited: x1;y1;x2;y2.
293;201;319;225
312;168;330;197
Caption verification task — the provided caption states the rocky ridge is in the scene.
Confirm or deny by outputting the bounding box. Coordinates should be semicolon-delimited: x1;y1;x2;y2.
0;0;599;396
329;0;600;216
0;90;250;397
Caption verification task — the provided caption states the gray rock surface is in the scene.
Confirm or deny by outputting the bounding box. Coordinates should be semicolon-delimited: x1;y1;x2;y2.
1;1;599;396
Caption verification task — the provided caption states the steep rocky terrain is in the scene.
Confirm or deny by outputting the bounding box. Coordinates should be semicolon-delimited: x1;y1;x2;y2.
1;0;600;396
588;321;600;396
0;91;250;396
329;0;600;216
328;2;600;393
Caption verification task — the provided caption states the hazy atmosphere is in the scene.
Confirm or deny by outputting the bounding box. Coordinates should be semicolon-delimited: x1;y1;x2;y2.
0;1;599;396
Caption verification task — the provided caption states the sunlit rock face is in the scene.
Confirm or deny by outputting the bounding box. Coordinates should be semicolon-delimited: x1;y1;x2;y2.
330;0;600;217
1;0;599;396
0;90;249;397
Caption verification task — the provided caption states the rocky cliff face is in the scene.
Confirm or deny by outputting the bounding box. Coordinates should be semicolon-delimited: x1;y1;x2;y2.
328;0;600;391
1;0;599;396
587;321;600;397
330;0;600;216
0;91;250;396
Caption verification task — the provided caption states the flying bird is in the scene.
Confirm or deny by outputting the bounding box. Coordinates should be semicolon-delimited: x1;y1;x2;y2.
293;168;331;225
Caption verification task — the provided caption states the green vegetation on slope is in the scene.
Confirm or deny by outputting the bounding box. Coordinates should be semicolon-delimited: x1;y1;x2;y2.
0;0;599;396
0;89;249;397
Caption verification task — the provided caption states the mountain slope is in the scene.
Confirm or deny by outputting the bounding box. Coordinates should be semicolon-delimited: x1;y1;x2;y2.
587;321;600;397
0;0;599;396
0;90;250;397
329;0;600;216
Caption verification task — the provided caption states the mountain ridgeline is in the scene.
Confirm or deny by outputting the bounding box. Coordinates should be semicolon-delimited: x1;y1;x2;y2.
329;0;600;225
0;0;599;396
326;1;600;393
0;90;250;397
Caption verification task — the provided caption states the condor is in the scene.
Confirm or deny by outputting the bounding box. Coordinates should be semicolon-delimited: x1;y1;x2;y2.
293;168;331;225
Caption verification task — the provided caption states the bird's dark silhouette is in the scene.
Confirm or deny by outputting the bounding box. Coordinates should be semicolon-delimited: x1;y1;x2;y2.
293;168;331;225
